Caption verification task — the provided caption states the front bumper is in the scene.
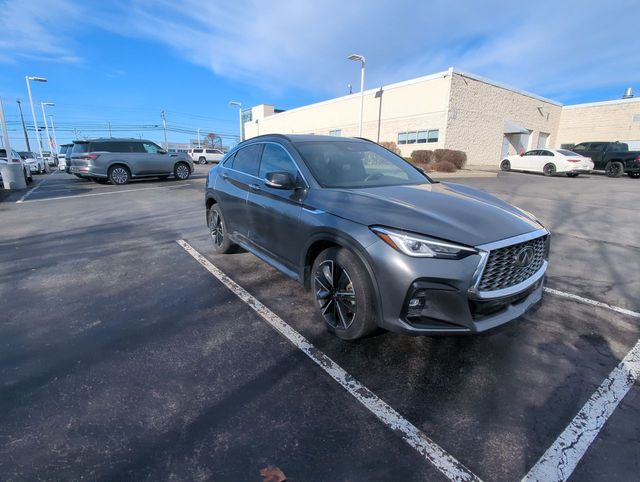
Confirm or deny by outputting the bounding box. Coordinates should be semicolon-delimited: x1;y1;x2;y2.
367;229;549;335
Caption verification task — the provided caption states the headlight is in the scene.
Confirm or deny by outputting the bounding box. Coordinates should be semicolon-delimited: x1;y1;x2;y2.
371;226;477;259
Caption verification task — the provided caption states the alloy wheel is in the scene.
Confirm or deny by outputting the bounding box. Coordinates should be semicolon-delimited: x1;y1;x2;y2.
111;167;129;184
176;164;190;179
314;260;357;329
209;210;224;247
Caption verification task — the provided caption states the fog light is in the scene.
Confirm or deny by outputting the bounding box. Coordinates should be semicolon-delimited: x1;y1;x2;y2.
407;291;427;318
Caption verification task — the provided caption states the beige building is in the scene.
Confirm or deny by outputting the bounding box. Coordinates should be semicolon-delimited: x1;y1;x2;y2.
243;68;639;165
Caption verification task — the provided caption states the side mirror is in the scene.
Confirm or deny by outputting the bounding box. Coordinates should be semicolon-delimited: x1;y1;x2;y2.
520;152;525;157
158;149;167;154
265;171;295;189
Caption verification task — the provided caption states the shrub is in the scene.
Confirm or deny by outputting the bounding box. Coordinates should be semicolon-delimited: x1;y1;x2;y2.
410;150;435;165
380;141;401;155
432;161;457;173
433;149;467;169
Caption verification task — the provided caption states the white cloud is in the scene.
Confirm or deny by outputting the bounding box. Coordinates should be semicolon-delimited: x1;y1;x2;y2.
0;0;85;64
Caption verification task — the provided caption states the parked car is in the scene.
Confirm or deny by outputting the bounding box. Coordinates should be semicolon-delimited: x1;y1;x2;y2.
68;138;194;184
0;148;33;187
188;148;224;165
42;151;56;167
570;141;640;178
500;148;594;177
18;151;47;174
57;144;73;172
205;134;549;340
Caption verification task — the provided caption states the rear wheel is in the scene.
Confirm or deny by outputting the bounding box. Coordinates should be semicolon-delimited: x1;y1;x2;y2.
566;172;579;178
500;159;511;171
605;161;623;178
208;204;237;254
627;171;640;179
198;156;207;165
312;247;378;340
108;165;130;185
543;163;556;176
174;162;191;180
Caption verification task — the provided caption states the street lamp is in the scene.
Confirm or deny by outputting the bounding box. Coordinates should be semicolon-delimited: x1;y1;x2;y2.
348;54;366;137
25;75;47;170
49;114;59;160
41;102;55;164
229;101;243;142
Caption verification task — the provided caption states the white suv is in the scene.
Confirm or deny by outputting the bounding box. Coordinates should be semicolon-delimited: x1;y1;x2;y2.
188;148;224;165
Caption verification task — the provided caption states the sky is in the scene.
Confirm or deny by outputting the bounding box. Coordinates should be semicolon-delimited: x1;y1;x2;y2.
0;0;639;151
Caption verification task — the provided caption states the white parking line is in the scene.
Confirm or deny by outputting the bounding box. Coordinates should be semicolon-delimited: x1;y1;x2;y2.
176;240;482;482
18;183;190;203
544;287;640;319
523;338;640;482
16;176;48;203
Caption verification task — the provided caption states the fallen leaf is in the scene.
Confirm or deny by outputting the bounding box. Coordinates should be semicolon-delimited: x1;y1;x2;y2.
260;464;286;482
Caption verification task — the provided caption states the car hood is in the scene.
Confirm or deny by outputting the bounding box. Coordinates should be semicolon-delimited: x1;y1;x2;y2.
306;182;543;247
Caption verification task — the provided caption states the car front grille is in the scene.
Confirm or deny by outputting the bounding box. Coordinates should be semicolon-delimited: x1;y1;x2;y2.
478;235;548;292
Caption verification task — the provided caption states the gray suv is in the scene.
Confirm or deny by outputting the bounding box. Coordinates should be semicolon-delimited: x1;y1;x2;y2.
205;135;549;340
69;138;194;184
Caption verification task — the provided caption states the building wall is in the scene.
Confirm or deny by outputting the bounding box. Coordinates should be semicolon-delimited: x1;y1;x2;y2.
556;98;640;147
444;72;562;165
244;71;453;157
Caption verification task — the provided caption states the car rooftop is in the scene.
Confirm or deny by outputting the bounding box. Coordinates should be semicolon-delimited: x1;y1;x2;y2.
248;134;369;144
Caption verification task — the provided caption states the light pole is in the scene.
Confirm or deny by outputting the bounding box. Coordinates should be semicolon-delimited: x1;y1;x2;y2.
160;110;168;150
41;102;54;163
229;101;243;142
25;75;47;170
16;99;31;151
197;128;201;148
348;54;366;137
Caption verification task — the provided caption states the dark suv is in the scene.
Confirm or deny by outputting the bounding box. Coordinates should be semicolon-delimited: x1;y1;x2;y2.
205;135;549;340
68;138;193;184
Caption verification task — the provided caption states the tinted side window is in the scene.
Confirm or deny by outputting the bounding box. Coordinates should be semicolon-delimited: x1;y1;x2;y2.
572;143;588;151
231;144;262;176
590;143;606;151
72;143;90;154
607;143;629;152
193;149;203;153
259;144;298;179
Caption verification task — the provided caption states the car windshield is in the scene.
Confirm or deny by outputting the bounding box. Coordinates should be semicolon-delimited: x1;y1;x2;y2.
557;149;580;156
295;140;429;188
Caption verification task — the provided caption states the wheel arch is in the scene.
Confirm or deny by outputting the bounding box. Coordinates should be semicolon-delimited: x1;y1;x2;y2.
301;231;383;323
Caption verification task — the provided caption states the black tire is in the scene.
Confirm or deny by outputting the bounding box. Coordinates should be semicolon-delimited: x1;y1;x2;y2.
543;163;556;177
174;162;191;180
605;161;623;178
566;172;579;178
108;165;130;185
626;171;640;179
208;204;237;254
198;156;207;165
312;247;378;340
500;159;511;171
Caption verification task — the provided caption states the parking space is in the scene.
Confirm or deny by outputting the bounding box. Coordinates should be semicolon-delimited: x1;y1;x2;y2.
1;168;638;480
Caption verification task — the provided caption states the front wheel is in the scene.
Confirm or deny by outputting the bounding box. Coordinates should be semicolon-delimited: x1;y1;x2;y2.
605;161;623;178
543;163;556;177
312;247;378;340
627;172;640;179
198;157;207;165
208;204;237;254
174;162;191;180
566;172;579;178
500;159;511;171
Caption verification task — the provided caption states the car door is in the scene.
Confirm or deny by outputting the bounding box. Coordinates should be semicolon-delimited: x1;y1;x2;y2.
519;150;538;170
535;149;555;172
141;142;168;173
246;142;307;271
572;143;602;169
215;144;263;240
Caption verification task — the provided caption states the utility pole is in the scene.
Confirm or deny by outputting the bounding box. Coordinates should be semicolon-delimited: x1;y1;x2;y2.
73;128;79;139
197;128;201;148
108;122;112;137
16;99;31;151
161;110;168;150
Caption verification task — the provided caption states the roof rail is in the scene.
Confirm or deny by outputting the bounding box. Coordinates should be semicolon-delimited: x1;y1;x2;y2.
244;133;291;142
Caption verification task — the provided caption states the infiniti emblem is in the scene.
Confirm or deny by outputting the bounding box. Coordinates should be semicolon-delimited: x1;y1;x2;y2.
514;247;534;267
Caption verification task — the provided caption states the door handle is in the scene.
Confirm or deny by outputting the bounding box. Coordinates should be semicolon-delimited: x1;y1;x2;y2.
221;173;229;179
249;183;261;191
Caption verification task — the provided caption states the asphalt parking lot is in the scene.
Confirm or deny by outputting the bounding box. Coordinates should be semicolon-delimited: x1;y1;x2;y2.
1;167;638;481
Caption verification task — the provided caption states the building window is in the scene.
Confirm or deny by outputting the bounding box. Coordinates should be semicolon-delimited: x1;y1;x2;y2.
329;129;342;137
241;108;252;123
398;129;439;145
